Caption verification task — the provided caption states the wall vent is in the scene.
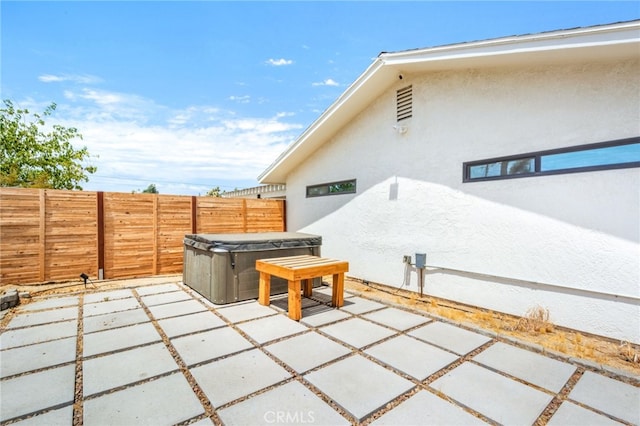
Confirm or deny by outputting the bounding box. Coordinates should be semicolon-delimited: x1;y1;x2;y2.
396;85;412;122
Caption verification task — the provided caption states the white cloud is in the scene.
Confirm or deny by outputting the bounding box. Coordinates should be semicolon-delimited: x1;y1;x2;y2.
43;90;303;194
38;73;103;84
61;88;167;124
229;95;251;104
266;58;293;66
312;78;339;87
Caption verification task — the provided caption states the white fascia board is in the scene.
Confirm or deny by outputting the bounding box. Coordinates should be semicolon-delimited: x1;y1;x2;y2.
381;22;639;70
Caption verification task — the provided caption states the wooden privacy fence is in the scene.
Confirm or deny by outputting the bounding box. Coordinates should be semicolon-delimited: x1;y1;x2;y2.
0;188;286;285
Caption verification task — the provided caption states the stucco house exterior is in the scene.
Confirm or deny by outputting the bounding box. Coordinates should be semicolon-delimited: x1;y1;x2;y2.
258;21;640;343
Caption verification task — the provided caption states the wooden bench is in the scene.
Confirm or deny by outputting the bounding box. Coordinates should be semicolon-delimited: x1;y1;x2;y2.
256;255;349;321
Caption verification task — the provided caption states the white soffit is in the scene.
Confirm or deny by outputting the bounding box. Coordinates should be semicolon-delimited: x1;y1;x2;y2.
258;21;640;184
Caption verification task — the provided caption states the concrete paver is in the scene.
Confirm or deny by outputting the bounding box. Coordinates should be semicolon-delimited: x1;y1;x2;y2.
83;342;179;396
83;308;150;334
190;349;291;407
364;335;459;380
0;319;77;349
19;296;79;312
83;289;133;304
157;310;226;338
547;401;623;426
264;331;352;373
371;390;486;425
430;361;553;424
568;370;640;424
1;279;637;425
320;317;397;349
217;380;349;426
0;365;75;423
83;322;161;357
473;341;576;392
146;299;207;320
6;306;77;328
83;298;140;317
12;406;73;426
1;336;77;378
83;372;204;425
236;314;309;344
135;283;182;296
408;321;492;355
305;354;414;421
216;301;277;323
140;290;193;306
171;327;253;366
340;296;386;315
362;307;430;331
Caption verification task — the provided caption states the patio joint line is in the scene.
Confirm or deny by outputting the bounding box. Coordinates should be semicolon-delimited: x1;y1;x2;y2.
174;413;214;426
301;309;490;424
0;401;76;426
294;376;360;425
466;357;562;398
81;317;152;337
81;339;163;361
422;339;496;386
81;369;183;401
411;340;502;425
132;289;219;425
2;317;77;331
0;324;78;351
73;293;84;426
213;377;299;412
0;360;77;381
356;338;495;424
552;367;636;426
188;293;356;424
535;367;585;425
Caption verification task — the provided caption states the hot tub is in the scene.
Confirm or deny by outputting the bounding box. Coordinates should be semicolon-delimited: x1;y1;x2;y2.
183;232;322;304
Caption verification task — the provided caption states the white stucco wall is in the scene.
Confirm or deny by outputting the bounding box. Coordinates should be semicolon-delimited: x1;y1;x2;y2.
286;59;640;343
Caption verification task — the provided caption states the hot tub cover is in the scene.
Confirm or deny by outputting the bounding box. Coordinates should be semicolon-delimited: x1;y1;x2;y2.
184;232;322;253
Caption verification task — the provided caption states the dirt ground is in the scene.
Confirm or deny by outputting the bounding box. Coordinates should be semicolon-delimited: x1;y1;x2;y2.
2;274;639;380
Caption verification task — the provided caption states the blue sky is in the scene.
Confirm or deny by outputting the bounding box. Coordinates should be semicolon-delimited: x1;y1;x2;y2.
2;1;638;195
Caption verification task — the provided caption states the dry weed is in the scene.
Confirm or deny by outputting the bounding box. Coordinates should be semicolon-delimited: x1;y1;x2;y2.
619;341;640;364
516;305;554;333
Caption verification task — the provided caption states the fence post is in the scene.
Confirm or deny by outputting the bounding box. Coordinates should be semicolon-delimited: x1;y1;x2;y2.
39;189;46;282
282;200;287;232
97;192;105;280
191;196;197;234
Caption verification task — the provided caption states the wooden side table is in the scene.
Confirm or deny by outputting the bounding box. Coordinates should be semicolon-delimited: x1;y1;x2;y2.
256;255;349;320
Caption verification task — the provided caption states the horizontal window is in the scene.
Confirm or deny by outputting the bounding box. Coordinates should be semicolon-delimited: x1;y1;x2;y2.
306;179;356;197
464;137;640;182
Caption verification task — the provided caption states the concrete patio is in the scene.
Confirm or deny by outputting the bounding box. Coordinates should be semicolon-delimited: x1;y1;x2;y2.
1;278;638;425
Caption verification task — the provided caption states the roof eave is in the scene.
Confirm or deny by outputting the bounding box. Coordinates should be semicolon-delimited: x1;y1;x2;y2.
258;20;640;185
